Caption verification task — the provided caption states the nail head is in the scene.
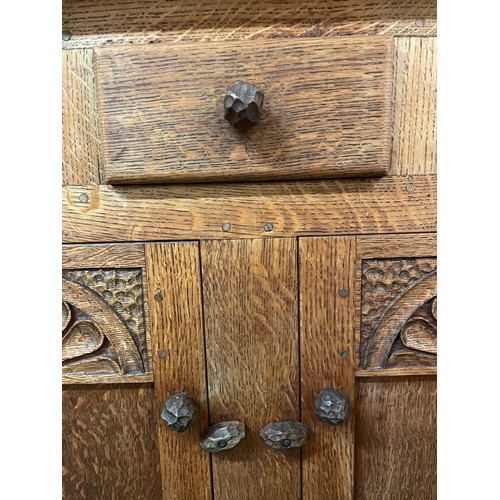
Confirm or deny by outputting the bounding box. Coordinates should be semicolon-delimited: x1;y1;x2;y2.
62;31;72;41
415;18;425;27
221;222;231;232
78;193;89;203
154;292;163;302
406;182;415;193
264;222;273;232
157;349;167;358
339;288;349;298
340;351;348;359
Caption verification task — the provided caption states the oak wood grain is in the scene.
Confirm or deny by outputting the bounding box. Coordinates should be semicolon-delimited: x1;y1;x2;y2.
391;37;437;175
355;376;437;499
62;372;152;385
401;319;437;354
62;276;146;373
145;242;211;500
355;367;437;377
299;237;356;499
62;49;101;185
62;243;145;268
94;38;392;184
62;383;162;499
357;233;436;259
61;246;154;385
200;238;300;500
62;175;436;243
355;235;437;369
361;266;436;369
62;0;436;49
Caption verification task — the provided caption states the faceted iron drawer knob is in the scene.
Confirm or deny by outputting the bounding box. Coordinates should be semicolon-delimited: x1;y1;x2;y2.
314;388;350;425
199;421;246;452
160;392;198;432
223;82;264;129
259;421;310;450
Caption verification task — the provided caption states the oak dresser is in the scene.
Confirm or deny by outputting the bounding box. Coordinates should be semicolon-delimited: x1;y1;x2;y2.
62;1;437;498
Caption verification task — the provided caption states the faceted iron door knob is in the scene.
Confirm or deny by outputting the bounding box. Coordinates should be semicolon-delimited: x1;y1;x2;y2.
160;392;198;432
314;388;350;425
223;82;264;129
259;421;310;450
199;421;246;452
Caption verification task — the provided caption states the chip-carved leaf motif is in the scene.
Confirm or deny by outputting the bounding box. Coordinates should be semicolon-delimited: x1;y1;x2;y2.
400;319;437;354
62;320;105;361
361;258;437;370
62;301;71;332
61;276;145;376
431;297;437;320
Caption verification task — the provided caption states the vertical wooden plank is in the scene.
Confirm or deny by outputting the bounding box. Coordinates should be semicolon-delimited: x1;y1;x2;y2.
299;236;356;499
62;49;101;185
145;242;211;500
62;384;162;498
200;238;300;500
391;37;437;175
355;376;437;499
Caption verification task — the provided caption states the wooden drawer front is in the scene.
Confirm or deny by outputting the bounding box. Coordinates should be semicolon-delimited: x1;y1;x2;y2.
95;37;393;185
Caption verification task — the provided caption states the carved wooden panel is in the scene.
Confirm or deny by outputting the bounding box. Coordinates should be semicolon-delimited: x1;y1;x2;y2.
360;258;437;370
62;268;150;383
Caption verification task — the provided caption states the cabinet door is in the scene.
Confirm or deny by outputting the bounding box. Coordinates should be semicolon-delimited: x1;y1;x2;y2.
300;234;437;499
141;234;436;499
354;234;437;499
62;244;162;498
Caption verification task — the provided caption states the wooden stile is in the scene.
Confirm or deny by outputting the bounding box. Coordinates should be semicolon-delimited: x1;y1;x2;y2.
62;49;101;185
391;37;437;175
145;242;212;499
299;237;356;499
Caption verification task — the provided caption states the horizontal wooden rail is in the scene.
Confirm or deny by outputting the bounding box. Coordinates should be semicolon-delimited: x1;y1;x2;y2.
63;175;436;243
355;368;437;378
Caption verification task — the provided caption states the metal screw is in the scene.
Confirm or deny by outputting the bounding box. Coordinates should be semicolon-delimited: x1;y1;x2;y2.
221;222;231;232
157;350;167;358
415;18;425;27
281;439;292;448
62;31;72;41
218;440;228;448
78;193;89;203
264;222;273;232
154;292;163;302
340;351;348;359
339;288;349;298
406;182;415;193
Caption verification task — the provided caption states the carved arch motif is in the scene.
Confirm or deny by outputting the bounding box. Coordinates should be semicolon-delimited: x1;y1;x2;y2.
361;258;437;370
62;269;147;378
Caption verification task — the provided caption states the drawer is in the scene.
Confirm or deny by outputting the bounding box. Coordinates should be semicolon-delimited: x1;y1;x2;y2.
94;37;393;184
